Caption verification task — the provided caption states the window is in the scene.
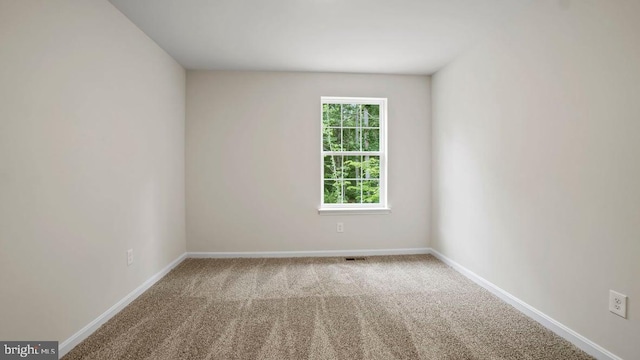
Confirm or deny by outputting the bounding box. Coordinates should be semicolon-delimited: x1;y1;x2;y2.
319;97;389;214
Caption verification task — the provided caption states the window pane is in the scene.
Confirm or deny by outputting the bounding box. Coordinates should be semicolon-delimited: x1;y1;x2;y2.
343;156;361;179
322;127;341;151
343;128;360;151
363;128;379;151
342;104;359;127
362;180;380;203
344;180;360;203
323;104;341;127
363;104;380;127
361;156;380;179
324;180;342;204
321;98;385;207
323;155;343;179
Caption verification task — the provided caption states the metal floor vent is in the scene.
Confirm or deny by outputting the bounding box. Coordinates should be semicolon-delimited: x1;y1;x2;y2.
345;257;367;261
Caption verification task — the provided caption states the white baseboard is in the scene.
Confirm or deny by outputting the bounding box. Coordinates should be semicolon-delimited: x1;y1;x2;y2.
59;252;187;357
58;248;425;356
427;248;622;360
60;248;618;359
187;247;430;258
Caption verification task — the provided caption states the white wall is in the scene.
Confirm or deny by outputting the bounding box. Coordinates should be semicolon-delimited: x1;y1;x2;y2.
0;0;186;344
187;71;430;252
432;0;640;358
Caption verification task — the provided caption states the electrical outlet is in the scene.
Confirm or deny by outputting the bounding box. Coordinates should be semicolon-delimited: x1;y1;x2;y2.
609;290;627;318
127;249;134;266
336;222;344;233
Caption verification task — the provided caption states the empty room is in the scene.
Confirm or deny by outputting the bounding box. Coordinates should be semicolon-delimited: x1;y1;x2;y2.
1;0;638;359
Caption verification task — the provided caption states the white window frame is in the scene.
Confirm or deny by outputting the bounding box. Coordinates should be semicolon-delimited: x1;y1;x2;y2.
318;96;390;215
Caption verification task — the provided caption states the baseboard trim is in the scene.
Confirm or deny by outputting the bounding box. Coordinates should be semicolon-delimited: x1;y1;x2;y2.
58;252;188;357
59;248;618;359
187;247;430;258
427;248;622;360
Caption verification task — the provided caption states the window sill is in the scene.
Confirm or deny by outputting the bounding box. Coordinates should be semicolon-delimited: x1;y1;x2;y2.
318;207;391;215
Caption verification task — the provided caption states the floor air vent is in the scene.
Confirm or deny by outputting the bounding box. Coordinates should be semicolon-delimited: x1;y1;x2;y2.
345;257;366;261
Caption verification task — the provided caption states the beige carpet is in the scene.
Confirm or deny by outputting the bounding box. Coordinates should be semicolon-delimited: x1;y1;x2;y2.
63;255;593;359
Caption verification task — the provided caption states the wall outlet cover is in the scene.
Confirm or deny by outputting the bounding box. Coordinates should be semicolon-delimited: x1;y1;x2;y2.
609;290;627;318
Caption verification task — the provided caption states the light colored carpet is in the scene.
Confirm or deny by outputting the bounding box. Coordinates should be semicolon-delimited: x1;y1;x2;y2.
63;255;593;359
